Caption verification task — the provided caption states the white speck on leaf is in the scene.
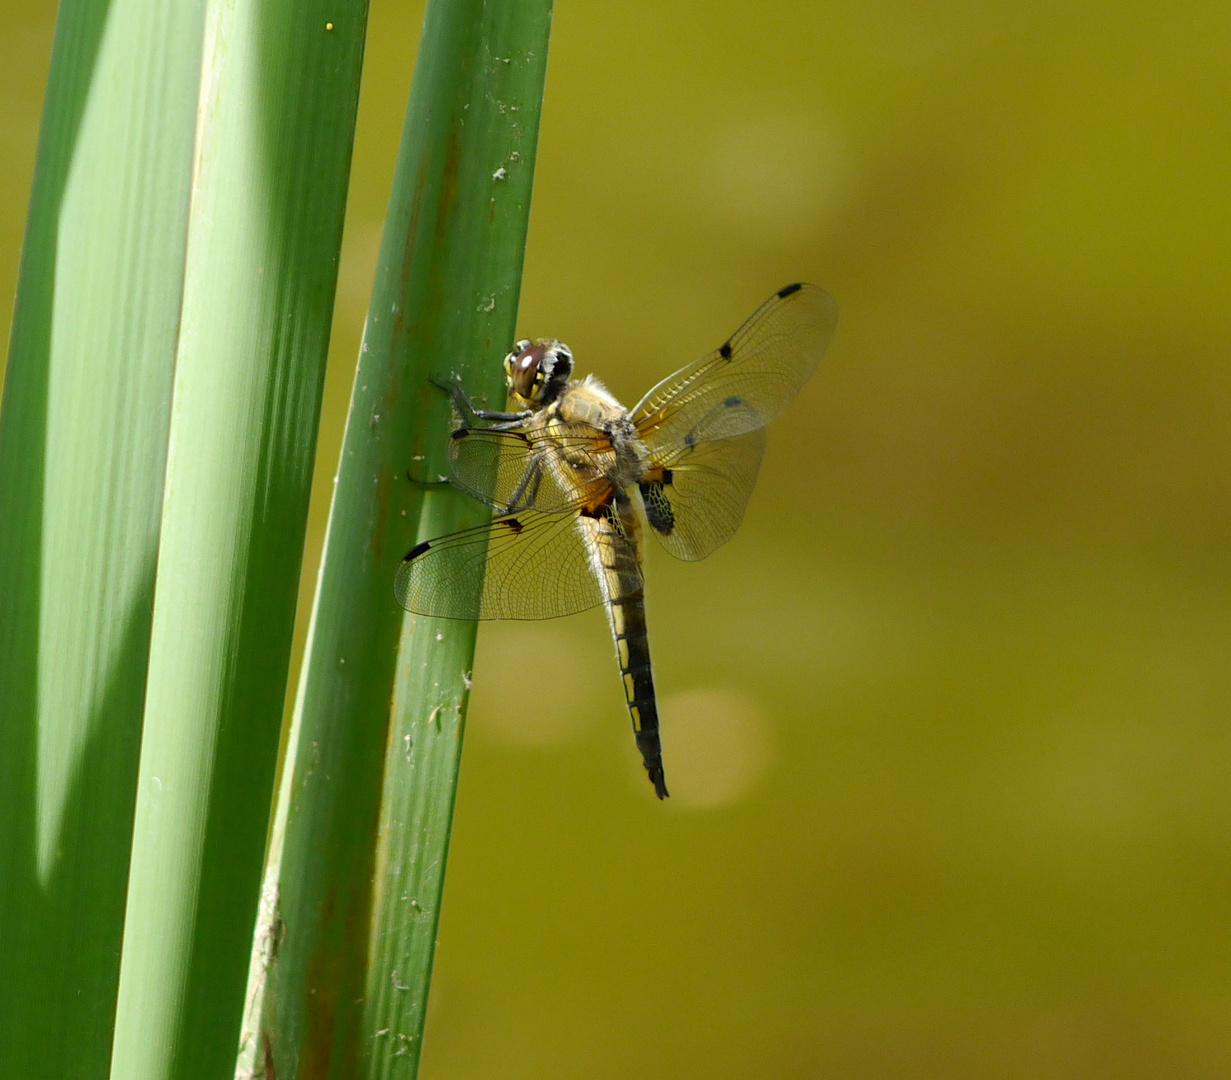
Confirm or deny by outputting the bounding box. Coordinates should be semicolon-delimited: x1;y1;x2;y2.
492;167;507;181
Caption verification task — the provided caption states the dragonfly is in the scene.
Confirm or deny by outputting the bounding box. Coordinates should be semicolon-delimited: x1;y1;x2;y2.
395;283;838;799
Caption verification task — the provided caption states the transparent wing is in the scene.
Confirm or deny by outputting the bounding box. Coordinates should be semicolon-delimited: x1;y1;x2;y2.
639;427;766;561
394;507;605;620
445;424;613;513
632;282;837;448
628;284;835;561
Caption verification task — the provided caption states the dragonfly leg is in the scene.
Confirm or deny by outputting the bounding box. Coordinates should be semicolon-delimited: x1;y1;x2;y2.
429;373;531;424
525;464;545;507
504;456;545;513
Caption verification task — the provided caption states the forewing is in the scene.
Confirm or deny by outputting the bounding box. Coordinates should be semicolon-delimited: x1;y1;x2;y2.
640;427;767;561
632;282;837;447
446;424;613;513
394;508;604;620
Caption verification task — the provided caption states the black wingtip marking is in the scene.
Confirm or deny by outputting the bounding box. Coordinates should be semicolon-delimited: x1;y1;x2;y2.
502;517;524;534
723;396;743;408
719;341;733;359
661;468;673;485
450;427;469;440
777;282;803;298
404;540;431;562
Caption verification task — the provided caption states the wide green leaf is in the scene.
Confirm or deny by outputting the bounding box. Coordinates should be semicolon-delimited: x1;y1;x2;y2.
103;3;371;1077
0;3;206;1075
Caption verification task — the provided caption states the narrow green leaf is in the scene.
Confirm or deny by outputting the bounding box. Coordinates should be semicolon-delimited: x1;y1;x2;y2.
243;2;554;1076
103;3;370;1078
0;3;206;1075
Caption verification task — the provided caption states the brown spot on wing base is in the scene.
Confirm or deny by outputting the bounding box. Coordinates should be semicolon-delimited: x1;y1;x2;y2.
579;485;616;518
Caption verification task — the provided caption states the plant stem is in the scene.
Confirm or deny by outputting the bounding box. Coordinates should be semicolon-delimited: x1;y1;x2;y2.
242;2;554;1076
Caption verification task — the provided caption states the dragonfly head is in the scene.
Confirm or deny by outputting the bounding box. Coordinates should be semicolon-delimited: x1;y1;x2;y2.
504;338;573;407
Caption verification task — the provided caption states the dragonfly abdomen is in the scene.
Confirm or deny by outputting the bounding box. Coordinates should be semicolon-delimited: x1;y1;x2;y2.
581;491;669;800
609;587;668;799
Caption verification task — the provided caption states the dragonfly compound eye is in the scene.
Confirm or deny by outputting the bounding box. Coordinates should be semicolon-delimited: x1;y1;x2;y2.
507;341;547;400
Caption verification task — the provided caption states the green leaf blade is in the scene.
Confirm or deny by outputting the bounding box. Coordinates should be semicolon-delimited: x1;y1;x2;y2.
100;2;371;1078
0;2;207;1075
246;2;554;1076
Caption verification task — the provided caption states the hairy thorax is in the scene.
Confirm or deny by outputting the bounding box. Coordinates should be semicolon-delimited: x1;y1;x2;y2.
555;376;651;489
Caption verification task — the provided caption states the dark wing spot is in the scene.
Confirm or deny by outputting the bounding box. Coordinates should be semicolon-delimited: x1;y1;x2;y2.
501;517;524;534
683;431;696;448
451;428;470;441
661;468;673;485
719;341;733;360
640;480;675;535
777;282;803;298
723;396;742;408
404;541;431;562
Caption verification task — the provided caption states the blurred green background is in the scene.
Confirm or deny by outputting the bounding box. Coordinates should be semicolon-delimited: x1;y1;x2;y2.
5;1;1231;1076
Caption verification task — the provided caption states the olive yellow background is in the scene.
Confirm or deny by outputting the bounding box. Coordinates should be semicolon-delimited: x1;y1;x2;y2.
4;1;1231;1077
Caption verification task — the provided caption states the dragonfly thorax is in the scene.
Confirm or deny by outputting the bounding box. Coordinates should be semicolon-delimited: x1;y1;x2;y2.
556;378;651;488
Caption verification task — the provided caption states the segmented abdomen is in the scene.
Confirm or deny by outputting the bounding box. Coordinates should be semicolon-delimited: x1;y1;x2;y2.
580;491;668;799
